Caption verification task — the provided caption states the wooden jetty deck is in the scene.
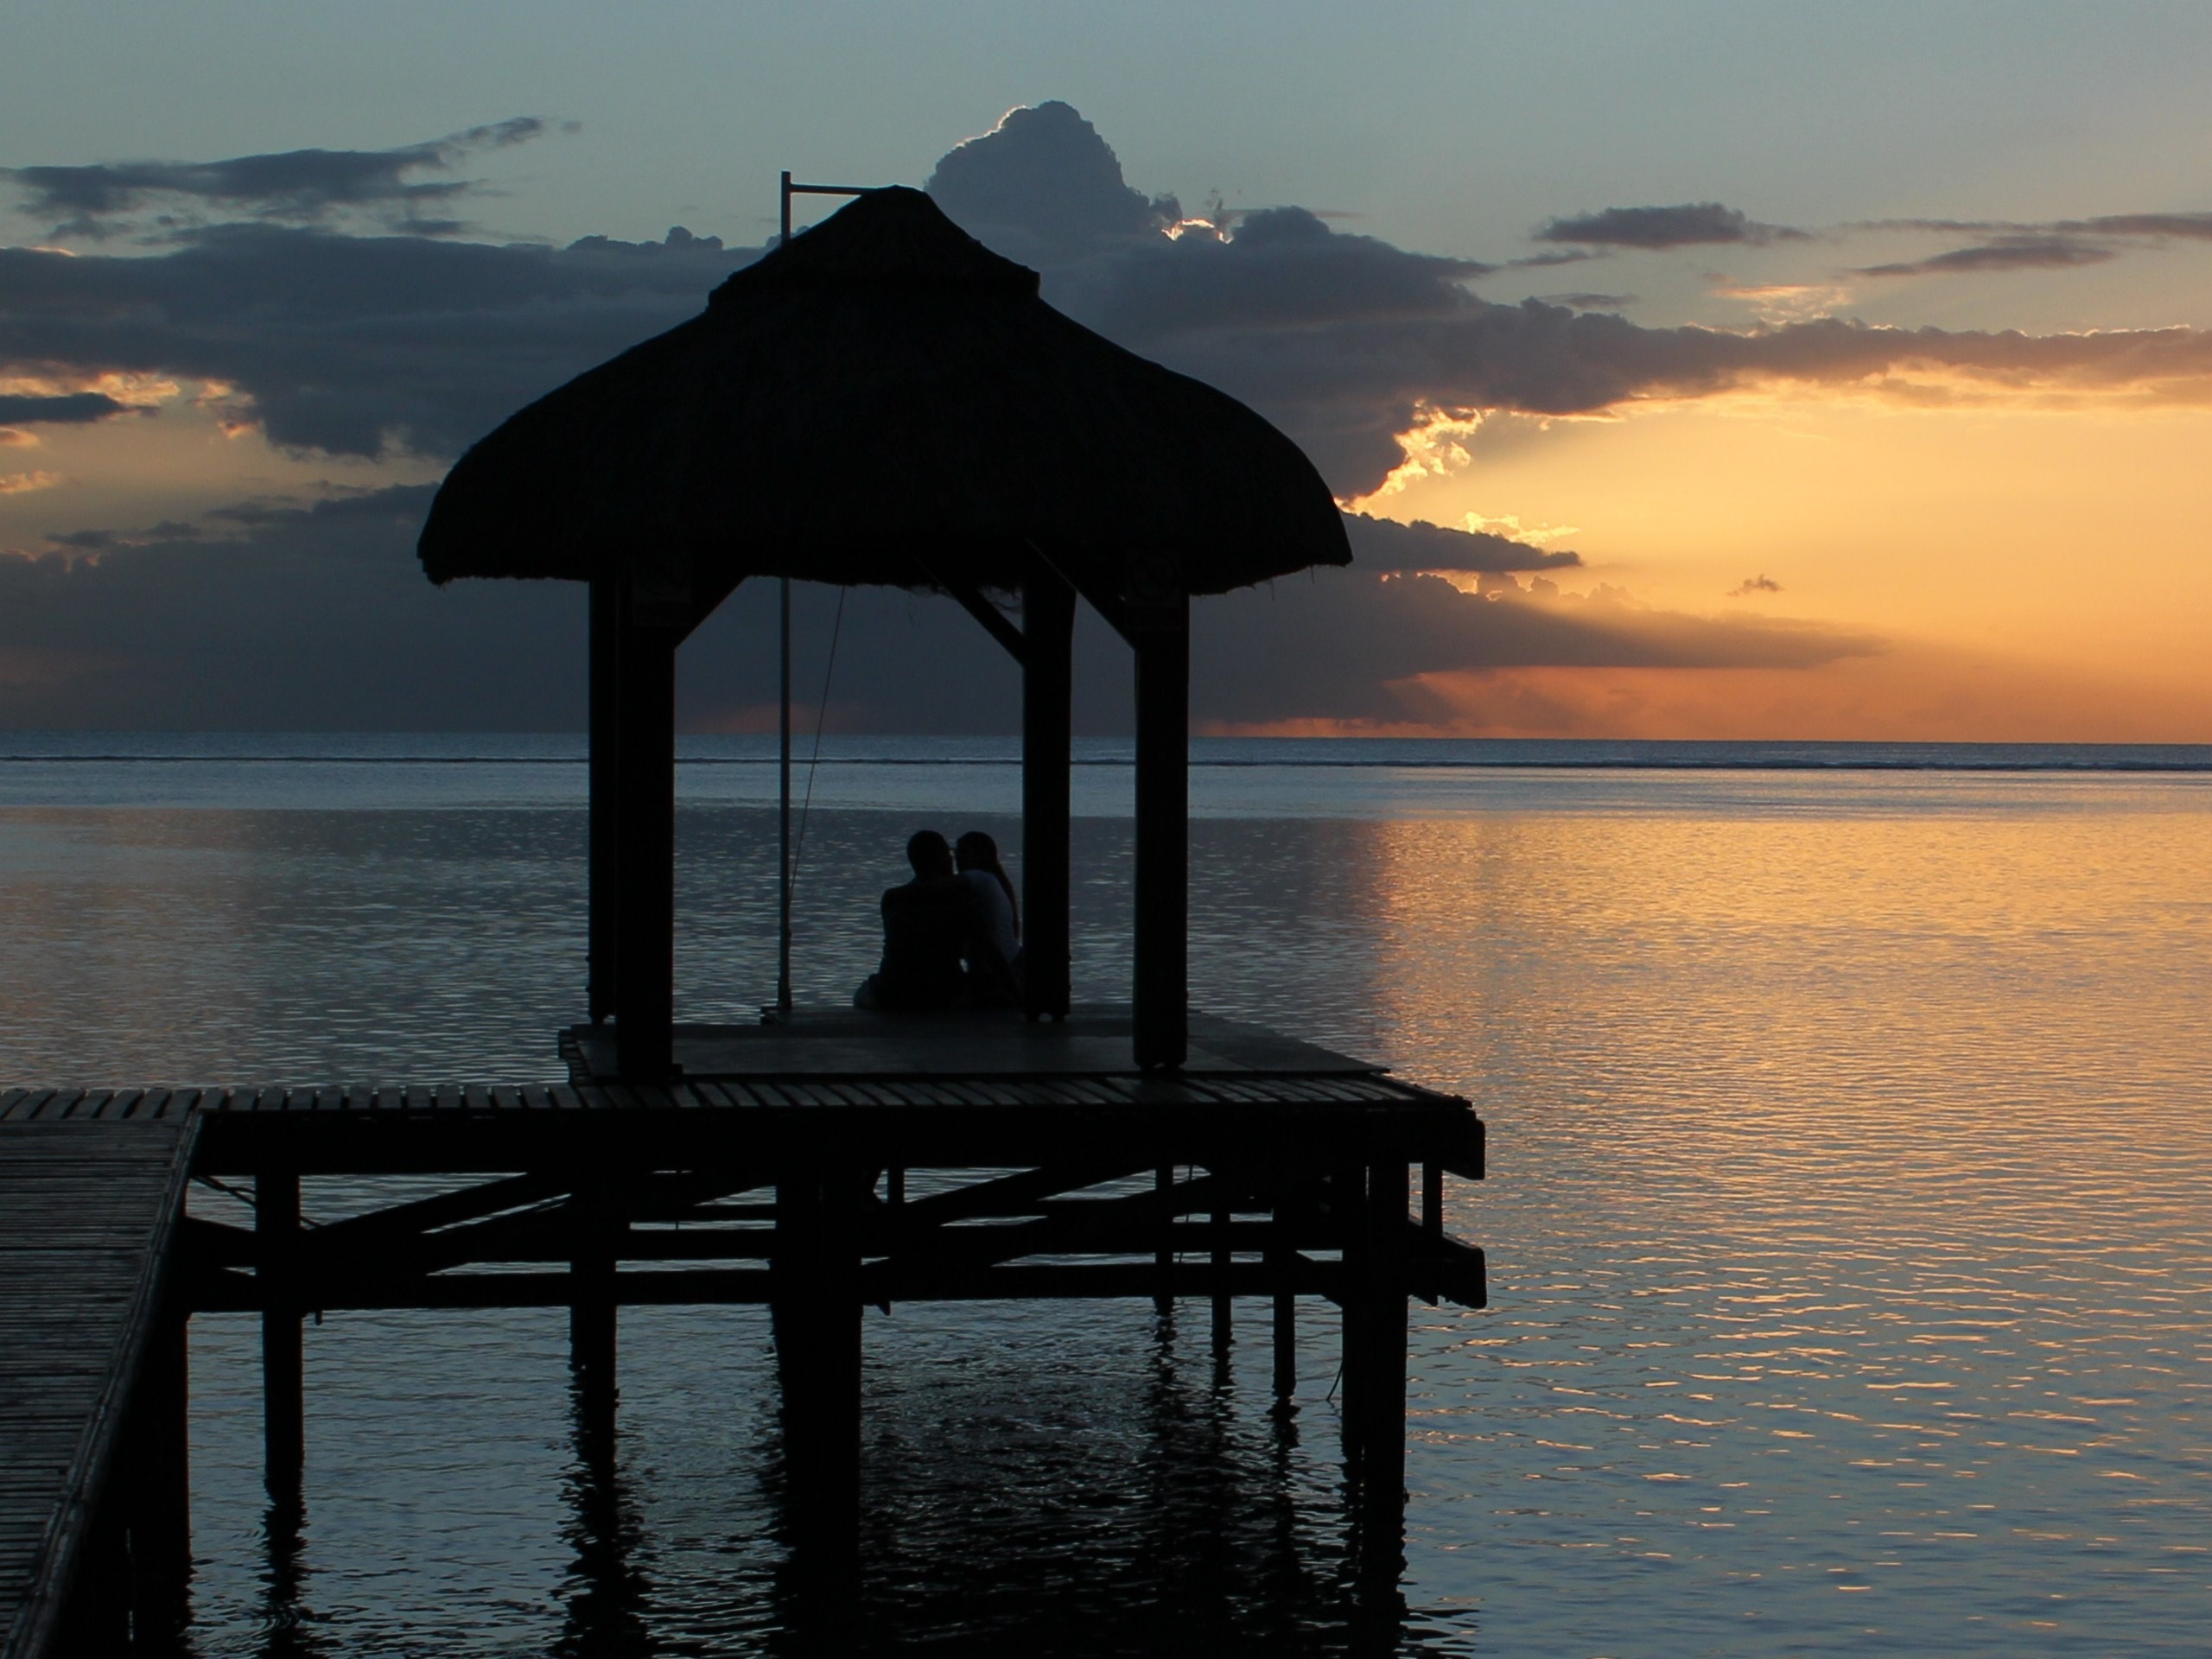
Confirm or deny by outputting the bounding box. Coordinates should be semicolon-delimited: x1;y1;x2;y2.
0;1118;194;1659
0;1007;1484;1648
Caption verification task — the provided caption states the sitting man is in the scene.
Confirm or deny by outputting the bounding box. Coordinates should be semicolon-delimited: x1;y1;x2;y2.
854;830;977;1011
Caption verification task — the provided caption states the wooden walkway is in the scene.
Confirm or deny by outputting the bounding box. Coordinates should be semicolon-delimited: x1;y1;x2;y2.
0;1008;1487;1636
0;1119;194;1659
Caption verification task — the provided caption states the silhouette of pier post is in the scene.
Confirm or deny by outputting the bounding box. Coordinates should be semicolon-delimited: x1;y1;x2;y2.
569;1171;620;1459
1020;562;1075;1022
772;1166;865;1565
257;1166;304;1498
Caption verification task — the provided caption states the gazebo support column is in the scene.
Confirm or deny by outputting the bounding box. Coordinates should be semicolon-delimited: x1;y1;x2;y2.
587;577;621;1025
1131;593;1189;1071
1023;566;1075;1021
613;590;679;1081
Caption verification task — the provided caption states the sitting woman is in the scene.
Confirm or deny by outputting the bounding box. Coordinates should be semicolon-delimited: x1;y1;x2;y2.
954;830;1022;1008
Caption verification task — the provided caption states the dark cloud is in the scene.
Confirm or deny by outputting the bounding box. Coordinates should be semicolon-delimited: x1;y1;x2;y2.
1;488;1872;730
1052;204;1487;341
925;101;1179;266
1856;235;2117;277
1728;575;1782;596
1343;512;1580;574
7;105;2212;499
2063;213;2212;239
1846;210;2212;280
0;485;583;728
1867;211;2212;241
1536;292;1635;311
0;391;128;424
1504;249;1603;269
1192;571;1879;724
3;118;550;239
1535;203;1805;249
0;221;747;456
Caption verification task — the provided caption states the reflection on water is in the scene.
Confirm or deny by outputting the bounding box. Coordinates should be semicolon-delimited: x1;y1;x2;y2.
3;770;2210;1653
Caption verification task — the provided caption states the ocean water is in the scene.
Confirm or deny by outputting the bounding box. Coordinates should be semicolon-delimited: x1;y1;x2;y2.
3;734;2209;1656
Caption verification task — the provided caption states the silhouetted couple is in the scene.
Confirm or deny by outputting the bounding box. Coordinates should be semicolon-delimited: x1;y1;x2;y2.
854;830;1022;1012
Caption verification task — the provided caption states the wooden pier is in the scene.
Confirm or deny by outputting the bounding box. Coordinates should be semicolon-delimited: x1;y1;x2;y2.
0;1007;1482;1651
0;1118;194;1659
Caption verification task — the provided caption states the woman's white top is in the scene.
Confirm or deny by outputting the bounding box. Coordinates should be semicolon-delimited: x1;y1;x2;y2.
960;868;1020;966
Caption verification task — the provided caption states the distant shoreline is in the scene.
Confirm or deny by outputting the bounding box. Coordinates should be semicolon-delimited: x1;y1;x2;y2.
4;734;2212;774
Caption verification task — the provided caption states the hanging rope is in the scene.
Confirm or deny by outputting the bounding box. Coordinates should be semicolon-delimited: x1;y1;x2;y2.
789;585;847;899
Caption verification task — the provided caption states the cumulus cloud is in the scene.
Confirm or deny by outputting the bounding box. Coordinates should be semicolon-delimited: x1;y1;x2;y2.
1728;574;1782;596
924;101;1179;266
3;118;552;239
0;468;60;495
1535;202;1805;249
921;111;2212;490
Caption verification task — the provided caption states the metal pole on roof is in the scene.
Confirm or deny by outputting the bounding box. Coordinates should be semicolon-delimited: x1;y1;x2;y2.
773;171;878;1020
777;174;794;1016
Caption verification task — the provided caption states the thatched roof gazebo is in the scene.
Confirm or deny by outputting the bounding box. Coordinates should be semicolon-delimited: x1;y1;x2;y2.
420;186;1349;1078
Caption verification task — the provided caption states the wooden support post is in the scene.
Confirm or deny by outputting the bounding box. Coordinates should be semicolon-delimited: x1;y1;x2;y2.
257;1170;303;1499
773;1169;862;1563
569;1176;619;1459
1131;592;1188;1071
587;575;621;1025
1271;1192;1297;1402
1153;1164;1175;1317
1344;1160;1409;1584
613;594;678;1080
1338;1163;1366;1465
129;1306;193;1643
1210;1187;1233;1356
1423;1161;1444;1236
1022;563;1074;1022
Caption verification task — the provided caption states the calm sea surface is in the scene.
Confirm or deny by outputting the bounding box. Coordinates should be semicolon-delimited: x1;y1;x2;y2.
3;735;2209;1656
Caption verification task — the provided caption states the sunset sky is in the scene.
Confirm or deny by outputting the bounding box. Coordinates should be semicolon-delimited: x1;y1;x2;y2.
3;2;2210;739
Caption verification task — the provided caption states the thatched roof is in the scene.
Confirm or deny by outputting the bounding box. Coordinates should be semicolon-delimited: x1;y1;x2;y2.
417;187;1348;597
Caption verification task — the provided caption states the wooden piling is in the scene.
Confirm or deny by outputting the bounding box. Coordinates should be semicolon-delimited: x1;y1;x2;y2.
1153;1164;1175;1317
1270;1190;1297;1401
569;1175;619;1458
1022;564;1075;1023
1344;1160;1409;1582
773;1169;862;1561
1131;593;1189;1071
586;576;621;1026
128;1306;193;1643
1210;1190;1233;1355
257;1169;303;1498
612;600;677;1081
